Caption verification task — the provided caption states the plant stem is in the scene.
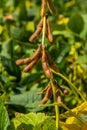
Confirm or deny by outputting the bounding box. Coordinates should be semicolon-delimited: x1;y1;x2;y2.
42;16;46;49
50;79;59;130
51;68;86;102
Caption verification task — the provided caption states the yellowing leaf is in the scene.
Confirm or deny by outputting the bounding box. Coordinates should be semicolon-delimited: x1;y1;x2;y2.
69;45;76;55
65;0;75;8
66;117;80;125
82;124;87;130
60;102;87;120
25;1;33;8
76;65;83;74
75;42;81;49
61;122;80;130
72;102;87;115
26;22;34;32
0;25;3;34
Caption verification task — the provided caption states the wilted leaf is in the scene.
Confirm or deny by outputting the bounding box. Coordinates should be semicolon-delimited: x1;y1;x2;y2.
61;122;80;130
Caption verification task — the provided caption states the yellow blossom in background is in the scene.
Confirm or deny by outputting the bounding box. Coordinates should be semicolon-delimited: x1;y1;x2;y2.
69;45;79;59
69;45;76;55
0;25;3;35
65;0;76;8
25;0;33;8
25;22;34;32
76;65;83;74
74;42;82;49
57;16;69;25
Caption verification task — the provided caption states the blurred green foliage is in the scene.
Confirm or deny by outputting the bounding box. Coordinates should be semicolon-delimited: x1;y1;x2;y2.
0;0;87;129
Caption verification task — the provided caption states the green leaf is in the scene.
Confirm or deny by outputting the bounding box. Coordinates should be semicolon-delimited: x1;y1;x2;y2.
18;0;28;21
16;124;33;130
10;27;31;42
10;27;25;40
0;100;10;130
21;73;41;85
56;44;70;63
11;112;56;130
9;87;44;112
42;117;56;130
75;55;87;71
1;56;21;82
68;13;84;34
1;39;13;58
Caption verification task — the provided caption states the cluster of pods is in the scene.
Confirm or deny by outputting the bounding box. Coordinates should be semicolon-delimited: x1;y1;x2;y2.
16;0;69;104
38;80;69;104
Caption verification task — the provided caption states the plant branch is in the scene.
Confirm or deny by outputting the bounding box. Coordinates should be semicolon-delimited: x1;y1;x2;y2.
51;68;86;102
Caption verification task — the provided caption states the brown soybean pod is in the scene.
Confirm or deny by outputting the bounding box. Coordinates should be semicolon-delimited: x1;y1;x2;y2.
53;80;69;95
41;84;52;104
16;46;41;66
42;49;53;79
29;28;42;42
29;18;43;42
47;0;56;15
41;0;47;17
62;88;69;95
41;96;48;104
23;58;39;72
37;85;49;95
56;89;62;103
46;51;59;72
31;45;42;60
37;18;43;28
16;57;33;66
53;80;63;92
46;18;54;43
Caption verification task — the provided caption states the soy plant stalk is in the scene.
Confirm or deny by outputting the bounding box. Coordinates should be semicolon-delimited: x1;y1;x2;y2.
50;79;59;130
41;2;59;129
41;14;59;129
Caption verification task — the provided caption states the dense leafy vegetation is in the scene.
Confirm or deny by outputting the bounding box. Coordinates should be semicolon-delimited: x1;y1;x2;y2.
0;0;87;130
